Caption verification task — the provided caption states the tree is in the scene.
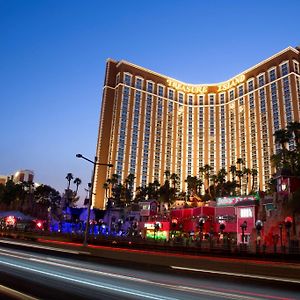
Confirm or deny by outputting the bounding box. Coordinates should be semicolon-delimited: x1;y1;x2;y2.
203;164;212;191
229;165;237;182
34;184;61;220
287;121;300;150
216;168;227;196
65;173;74;190
250;169;258;193
274;129;292;164
185;176;197;196
170;173;179;194
236;170;243;195
243;168;251;195
73;178;82;196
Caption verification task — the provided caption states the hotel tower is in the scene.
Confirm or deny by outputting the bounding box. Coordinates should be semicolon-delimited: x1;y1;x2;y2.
93;46;300;209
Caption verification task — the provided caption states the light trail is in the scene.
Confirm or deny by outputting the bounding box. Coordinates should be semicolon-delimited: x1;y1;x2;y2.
171;266;300;284
0;247;294;300
0;284;38;300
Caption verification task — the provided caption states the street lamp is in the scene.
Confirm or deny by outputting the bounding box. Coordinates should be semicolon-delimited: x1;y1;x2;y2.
76;153;113;246
240;221;247;246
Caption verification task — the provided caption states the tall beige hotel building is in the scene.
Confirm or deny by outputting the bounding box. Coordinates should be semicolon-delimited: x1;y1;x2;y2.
93;46;300;209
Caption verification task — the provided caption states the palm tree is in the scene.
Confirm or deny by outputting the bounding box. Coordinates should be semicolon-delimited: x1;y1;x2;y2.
164;170;170;181
236;158;244;170
216;168;227;196
65;173;73;190
103;182;109;200
243;168;251;195
170;173;179;194
250;169;258;193
236;170;243;195
185;176;197;196
229;165;237;182
203;164;212;191
287;121;300;150
274;129;292;164
73;177;82;196
196;178;203;195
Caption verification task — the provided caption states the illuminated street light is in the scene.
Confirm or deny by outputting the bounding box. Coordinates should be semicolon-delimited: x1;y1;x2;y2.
76;153;113;246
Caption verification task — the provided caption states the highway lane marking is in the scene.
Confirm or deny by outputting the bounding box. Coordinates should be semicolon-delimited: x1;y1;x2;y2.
0;260;179;300
0;253;270;300
171;265;300;284
0;284;38;300
0;239;90;255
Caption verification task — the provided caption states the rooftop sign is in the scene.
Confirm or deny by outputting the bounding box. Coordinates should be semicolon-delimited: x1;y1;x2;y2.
166;74;245;94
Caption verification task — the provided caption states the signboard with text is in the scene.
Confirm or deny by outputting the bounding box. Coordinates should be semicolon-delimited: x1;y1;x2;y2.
216;196;257;207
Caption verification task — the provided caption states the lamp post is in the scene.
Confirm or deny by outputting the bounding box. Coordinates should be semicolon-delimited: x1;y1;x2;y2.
255;220;263;254
240;221;247;247
76;153;113;246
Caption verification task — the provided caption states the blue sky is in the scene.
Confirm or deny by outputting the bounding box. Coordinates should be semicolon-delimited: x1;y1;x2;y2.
0;0;299;204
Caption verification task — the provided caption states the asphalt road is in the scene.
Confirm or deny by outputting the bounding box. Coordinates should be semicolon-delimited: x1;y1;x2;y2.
0;242;299;300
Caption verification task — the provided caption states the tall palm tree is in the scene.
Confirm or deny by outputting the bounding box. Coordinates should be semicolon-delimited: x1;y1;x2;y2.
229;165;236;182
196;178;203;195
274;129;292;164
170;173;179;193
164;170;170;181
103;182;109;200
236;170;243;195
236;158;244;170
185;176;197;196
243;168;251;195
217;168;227;196
65;173;73;190
73;177;82;196
287;121;300;150
250;169;258;193
203;164;212;190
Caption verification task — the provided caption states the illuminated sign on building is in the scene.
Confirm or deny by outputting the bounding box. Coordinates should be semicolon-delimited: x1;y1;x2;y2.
166;74;245;94
217;75;245;92
166;79;208;94
216;196;257;206
240;208;253;218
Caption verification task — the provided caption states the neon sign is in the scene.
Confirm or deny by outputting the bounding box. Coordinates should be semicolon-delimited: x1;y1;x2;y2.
217;75;245;92
166;79;208;94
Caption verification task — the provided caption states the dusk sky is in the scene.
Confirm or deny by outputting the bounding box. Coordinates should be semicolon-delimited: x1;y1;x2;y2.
1;0;299;205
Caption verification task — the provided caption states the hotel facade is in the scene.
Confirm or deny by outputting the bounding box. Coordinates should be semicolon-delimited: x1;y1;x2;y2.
94;46;300;209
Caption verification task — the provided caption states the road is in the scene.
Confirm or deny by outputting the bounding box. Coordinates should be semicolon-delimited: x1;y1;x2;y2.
0;241;299;300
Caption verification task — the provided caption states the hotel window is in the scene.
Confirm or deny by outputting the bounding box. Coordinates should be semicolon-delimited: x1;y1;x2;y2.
281;62;289;76
187;95;194;176
130;84;142;175
269;69;276;82
247;79;254;92
229;90;234;101
147;81;154;93
135;77;143;90
140;81;154;186
219;93;226;168
259;85;270;185
209;95;215;170
158;85;164;97
116;73;120;85
198;96;204;171
258;74;265;87
166;89;174;171
270;82;281;151
238;85;244;105
124;73;132;86
198;95;204;105
238;85;244;97
294;61;299;74
116;85;130;179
